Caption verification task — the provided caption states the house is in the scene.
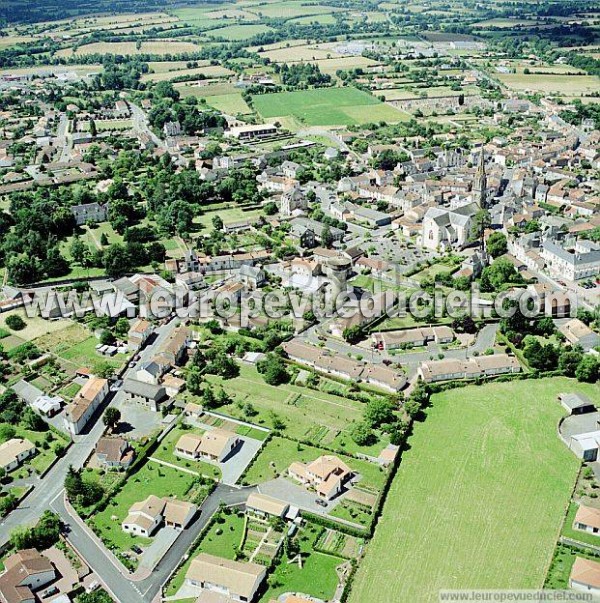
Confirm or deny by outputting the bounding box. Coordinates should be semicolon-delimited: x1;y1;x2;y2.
417;354;521;383
239;265;266;290
0;549;56;603
31;394;62;417
122;495;197;537
559;319;600;352
175;429;240;463
71;202;108;226
574;504;600;535
136;358;169;385
570;556;600;595
372;326;454;350
63;377;109;435
0;438;36;473
245;493;289;519
289;455;353;500
185;553;267;602
128;319;154;349
95;437;134;469
559;393;596;415
122;379;167;411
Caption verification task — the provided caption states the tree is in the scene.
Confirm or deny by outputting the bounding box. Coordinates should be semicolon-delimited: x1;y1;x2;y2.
536;317;556;337
207;353;239;379
342;325;363;344
186;365;204;395
70;236;87;265
99;330;115;346
559;348;584;377
321;225;333;248
0;424;16;443
5;314;26;331
102;244;132;279
576;355;599;383
78;590;113;603
486;232;507;258
351;422;377;446
470;209;491;247
96;362;115;379
103;407;121;430
256;353;290;385
364;398;395;429
212;215;224;231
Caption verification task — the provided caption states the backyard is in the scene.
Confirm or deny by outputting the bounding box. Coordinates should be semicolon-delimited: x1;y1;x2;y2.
349;378;594;603
203;364;393;457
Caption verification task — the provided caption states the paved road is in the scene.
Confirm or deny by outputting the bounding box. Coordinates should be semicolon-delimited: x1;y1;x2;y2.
300;322;499;377
0;318;181;549
130;102;166;150
51;483;255;603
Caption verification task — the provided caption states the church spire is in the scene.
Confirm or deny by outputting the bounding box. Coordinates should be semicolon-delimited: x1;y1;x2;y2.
474;145;487;208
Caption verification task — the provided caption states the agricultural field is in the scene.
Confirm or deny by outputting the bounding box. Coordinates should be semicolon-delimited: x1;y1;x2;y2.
55;41;202;58
141;65;233;83
207;24;274;41
496;73;600;95
252;87;410;126
349;378;594;603
205;93;252;114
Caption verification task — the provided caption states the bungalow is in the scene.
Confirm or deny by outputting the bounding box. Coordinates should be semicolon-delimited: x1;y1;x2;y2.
570;556;600;595
63;377;109;435
95;437;134;469
574;504;600;536
0;549;56;603
289;455;353;500
185;553;267;602
569;431;600;461
245;493;289;519
122;379;167;411
0;438;36;473
122;495;196;538
175;428;240;463
184;401;204;420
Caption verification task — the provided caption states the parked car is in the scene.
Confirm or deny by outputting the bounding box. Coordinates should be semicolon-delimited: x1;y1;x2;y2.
315;499;327;507
131;545;143;555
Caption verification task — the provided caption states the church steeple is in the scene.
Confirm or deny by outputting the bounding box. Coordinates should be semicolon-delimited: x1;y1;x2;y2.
473;145;487;208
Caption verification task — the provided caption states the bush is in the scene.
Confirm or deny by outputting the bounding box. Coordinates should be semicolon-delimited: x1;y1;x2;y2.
4;315;26;331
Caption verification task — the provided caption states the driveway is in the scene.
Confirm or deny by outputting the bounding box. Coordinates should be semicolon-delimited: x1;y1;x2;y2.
258;477;340;515
137;527;179;572
220;436;264;485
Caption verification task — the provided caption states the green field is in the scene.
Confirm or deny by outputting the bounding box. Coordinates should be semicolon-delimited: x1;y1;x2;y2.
208;24;273;41
252;87;409;126
349;378;592;603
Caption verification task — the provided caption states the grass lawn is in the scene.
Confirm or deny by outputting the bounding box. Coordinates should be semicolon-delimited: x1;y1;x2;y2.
349;378;592;603
260;521;342;602
90;461;196;553
203;364;390;457
205;93;252;114
152;427;221;480
241;435;387;493
1;423;69;477
57;336;123;373
252;86;409;126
